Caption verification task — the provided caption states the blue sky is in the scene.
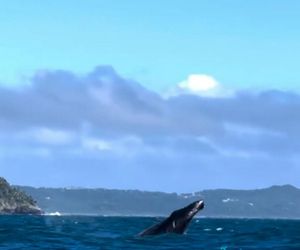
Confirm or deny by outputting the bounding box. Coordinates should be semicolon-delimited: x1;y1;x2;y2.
1;1;300;192
1;0;300;91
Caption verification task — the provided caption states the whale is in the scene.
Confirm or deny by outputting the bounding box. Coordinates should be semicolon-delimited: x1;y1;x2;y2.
139;200;204;236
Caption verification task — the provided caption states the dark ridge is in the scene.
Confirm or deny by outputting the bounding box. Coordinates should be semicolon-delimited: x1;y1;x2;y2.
16;184;300;218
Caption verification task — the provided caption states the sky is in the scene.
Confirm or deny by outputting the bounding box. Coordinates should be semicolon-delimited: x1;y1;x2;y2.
0;1;300;192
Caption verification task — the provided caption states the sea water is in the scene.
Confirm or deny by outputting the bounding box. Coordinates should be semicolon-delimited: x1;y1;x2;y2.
0;216;299;249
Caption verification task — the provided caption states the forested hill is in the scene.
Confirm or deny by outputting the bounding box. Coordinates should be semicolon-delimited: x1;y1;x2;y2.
18;185;300;218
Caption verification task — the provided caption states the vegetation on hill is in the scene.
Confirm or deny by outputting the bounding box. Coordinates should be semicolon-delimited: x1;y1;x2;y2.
0;177;42;215
19;184;300;218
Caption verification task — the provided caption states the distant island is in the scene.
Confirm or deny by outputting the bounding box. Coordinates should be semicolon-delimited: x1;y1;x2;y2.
0;177;42;215
1;176;299;218
15;182;300;219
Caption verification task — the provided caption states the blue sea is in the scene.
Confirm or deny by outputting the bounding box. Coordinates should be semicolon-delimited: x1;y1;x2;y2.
0;216;299;249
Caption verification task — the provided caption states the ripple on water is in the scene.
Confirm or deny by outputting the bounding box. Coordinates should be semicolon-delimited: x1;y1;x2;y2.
0;216;299;249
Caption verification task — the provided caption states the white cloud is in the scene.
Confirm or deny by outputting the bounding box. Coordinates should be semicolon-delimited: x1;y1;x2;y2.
82;138;112;151
165;74;233;98
81;135;152;156
178;74;219;93
32;128;74;145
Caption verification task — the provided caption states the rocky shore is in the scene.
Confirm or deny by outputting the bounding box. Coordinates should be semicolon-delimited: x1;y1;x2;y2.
0;177;42;215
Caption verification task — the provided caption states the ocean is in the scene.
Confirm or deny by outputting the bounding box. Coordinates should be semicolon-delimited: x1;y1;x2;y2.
0;216;299;249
